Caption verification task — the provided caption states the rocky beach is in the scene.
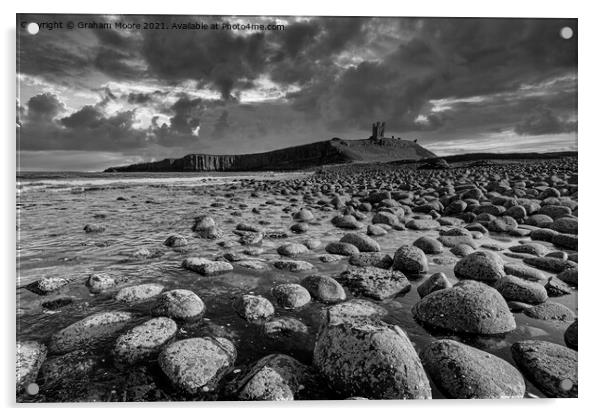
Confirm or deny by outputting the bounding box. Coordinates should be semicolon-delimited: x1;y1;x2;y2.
16;156;578;401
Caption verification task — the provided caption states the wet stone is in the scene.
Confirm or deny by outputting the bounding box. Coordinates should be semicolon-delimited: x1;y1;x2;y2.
421;339;525;399
338;266;411;300
412;281;516;335
524;302;576;321
454;251;505;282
113;317;178;366
233;294;275;322
313;318;431;399
301;275;346;304
159;337;236;395
115;283;164;304
152;289;205;322
511;340;577;398
16;340;47;392
348;252;393;269
271;283;311;309
49;311;135;354
417;272;452;298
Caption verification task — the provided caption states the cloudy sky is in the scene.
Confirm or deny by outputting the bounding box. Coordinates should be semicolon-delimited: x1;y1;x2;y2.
17;14;577;171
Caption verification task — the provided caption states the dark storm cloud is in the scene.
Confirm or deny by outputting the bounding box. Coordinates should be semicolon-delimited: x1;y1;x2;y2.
26;93;66;121
515;106;577;136
141;20;268;100
290;17;577;133
17;14;578;167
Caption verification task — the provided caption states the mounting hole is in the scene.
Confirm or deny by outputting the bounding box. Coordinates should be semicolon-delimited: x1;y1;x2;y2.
560;26;573;40
26;22;39;35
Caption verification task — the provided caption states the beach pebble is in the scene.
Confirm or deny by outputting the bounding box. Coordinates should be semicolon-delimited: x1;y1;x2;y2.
325;242;360;256
367;224;387;236
454;251;505;282
301;275;346;304
372;212;401;227
319;254;343;263
86;273;119;294
159;337;236;394
39;350;97;386
412;236;443;254
293;208;314;222
325;299;387;323
263;317;309;339
494;274;548;304
523;257;576;273
313;318;431;399
271;283;311;309
277;243;309;257
234;354;317;400
182;257;233;276
509;242;547;257
273;259;314;272
27;277;69;295
392;245;428;275
406;219;440;230
49;311;134;354
511;340;577;398
524;302;576;321
348;252;393;269
331;215;362;229
564;320;578;350
412;281;516;335
420;339;525;399
152;289;205;321
545;277;573;297
503;263;548;283
557;268;578;286
113;317;178;366
338;266;411;300
163;234;187;247
340;233;380;252
450;243;474;257
115;283;164;304
83;223;105;233
233;295;275;321
417;272;452;298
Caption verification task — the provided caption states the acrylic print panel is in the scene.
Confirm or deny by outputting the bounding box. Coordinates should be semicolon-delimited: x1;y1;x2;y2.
16;14;578;402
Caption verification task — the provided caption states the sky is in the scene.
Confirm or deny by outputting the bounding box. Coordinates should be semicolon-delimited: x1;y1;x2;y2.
17;14;577;171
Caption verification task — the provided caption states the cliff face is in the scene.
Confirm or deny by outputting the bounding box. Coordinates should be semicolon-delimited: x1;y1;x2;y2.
105;137;437;172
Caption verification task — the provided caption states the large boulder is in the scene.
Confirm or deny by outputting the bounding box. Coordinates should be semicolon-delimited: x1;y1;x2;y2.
420;339;525;399
338;266;411;300
159;337;236;394
454;251;505;282
313;318;431;399
49;311;134;354
392;245;428;275
412;281;516;335
511;340;577;398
